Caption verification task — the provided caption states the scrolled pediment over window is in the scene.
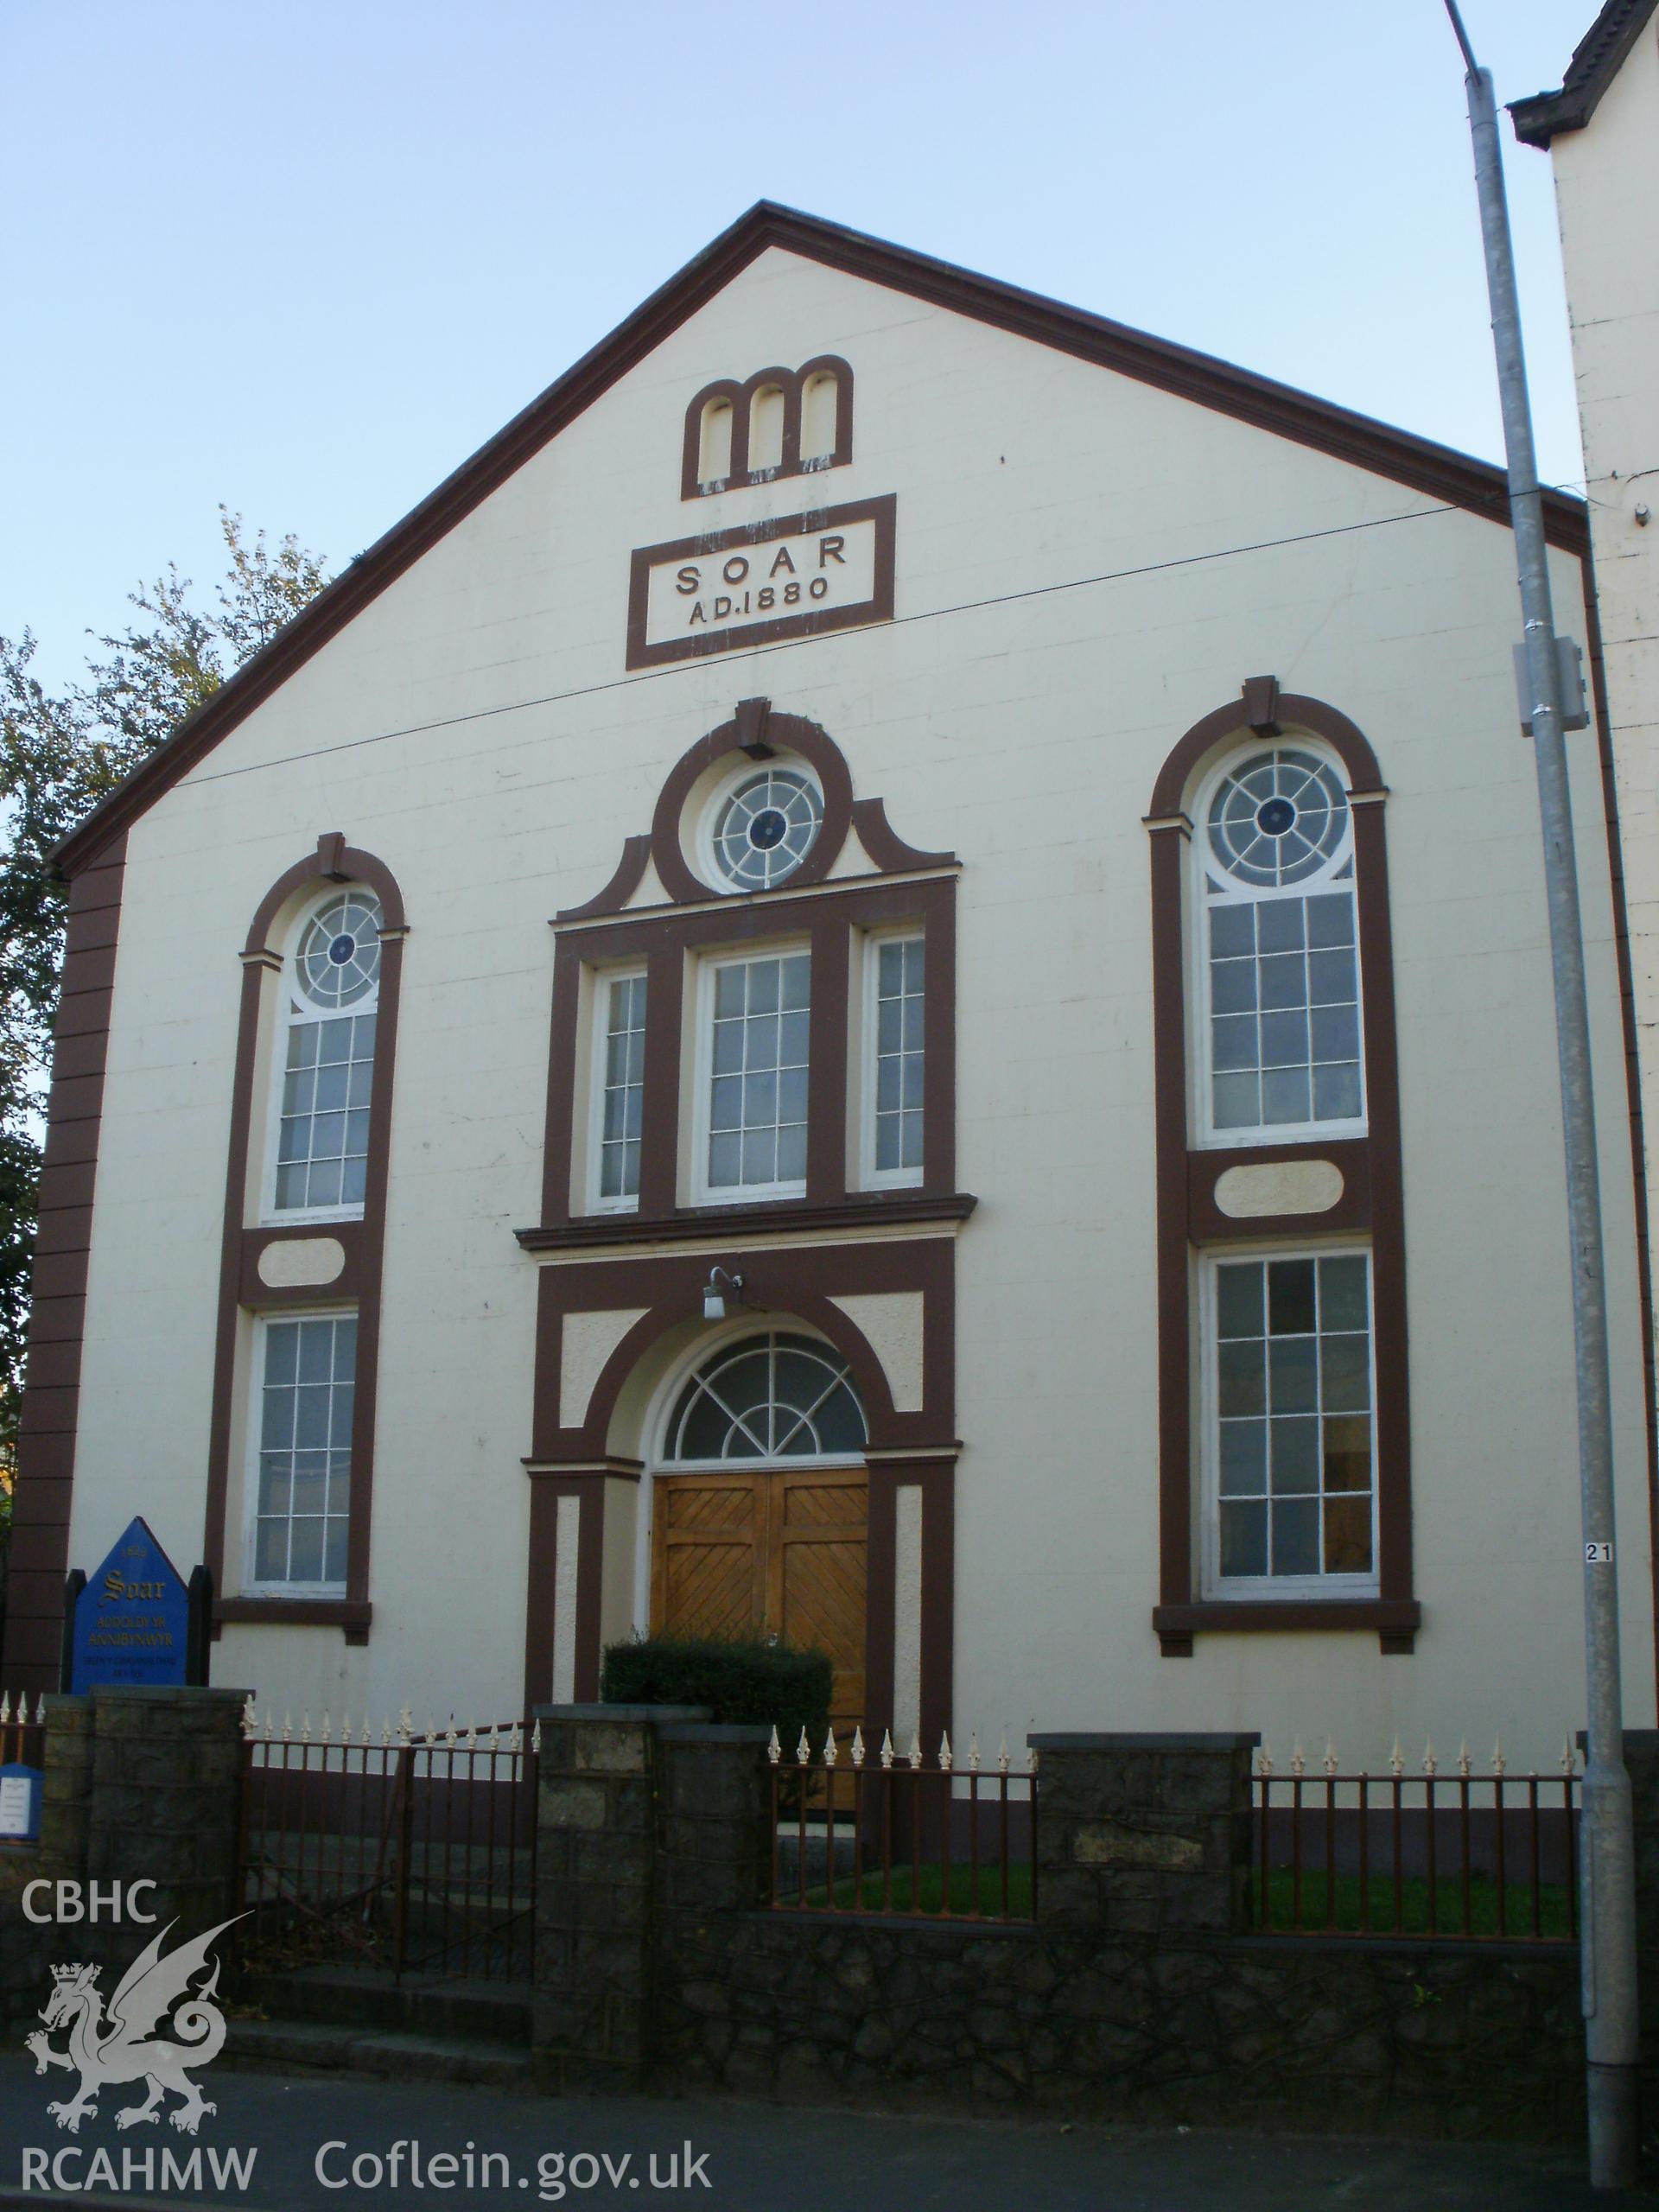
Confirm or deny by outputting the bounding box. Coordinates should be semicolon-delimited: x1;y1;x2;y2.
560;702;951;925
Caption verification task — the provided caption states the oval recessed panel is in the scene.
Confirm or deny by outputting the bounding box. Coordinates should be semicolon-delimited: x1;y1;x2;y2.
257;1236;346;1289
1214;1160;1344;1219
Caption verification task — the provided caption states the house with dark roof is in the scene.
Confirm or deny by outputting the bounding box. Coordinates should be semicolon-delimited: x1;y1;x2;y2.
4;206;1652;1771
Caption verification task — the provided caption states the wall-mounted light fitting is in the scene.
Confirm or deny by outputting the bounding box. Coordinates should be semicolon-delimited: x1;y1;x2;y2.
702;1266;744;1322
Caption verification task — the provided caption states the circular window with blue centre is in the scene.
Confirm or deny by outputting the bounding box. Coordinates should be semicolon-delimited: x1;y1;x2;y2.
1207;749;1349;889
710;768;823;892
297;894;383;1009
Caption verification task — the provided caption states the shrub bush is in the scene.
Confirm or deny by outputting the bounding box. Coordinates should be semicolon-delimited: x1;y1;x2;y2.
600;1635;832;1751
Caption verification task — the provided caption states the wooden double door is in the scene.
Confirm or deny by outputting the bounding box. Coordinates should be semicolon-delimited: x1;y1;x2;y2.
650;1465;868;1732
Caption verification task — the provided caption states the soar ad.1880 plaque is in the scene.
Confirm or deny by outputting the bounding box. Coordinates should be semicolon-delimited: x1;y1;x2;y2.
626;494;895;671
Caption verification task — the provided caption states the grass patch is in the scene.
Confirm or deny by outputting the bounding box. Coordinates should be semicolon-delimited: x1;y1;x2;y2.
1256;1866;1574;1939
797;1860;1034;1917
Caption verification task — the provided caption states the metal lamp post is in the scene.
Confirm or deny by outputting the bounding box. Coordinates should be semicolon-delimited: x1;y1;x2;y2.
1441;2;1638;2187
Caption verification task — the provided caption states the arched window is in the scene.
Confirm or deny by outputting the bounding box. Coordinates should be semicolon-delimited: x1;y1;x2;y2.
1146;684;1414;1654
697;396;734;486
800;370;840;466
271;887;382;1213
1197;745;1363;1140
664;1332;867;1461
748;384;785;475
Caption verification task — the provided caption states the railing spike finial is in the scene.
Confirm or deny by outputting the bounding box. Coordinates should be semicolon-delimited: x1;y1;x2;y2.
397;1704;413;1746
1389;1735;1404;1778
300;1713;312;1745
1491;1736;1507;1777
1257;1743;1273;1777
486;1719;499;1751
1290;1739;1306;1777
507;1719;522;1753
320;1711;332;1746
939;1731;953;1771
968;1732;981;1773
426;1716;438;1748
880;1730;895;1770
465;1719;478;1751
796;1726;811;1764
851;1726;866;1768
997;1733;1009;1775
531;1718;542;1754
0;1693;11;1726
360;1715;373;1747
1422;1738;1437;1777
1458;1738;1471;1778
767;1726;781;1765
1322;1738;1338;1779
908;1732;923;1771
823;1729;837;1767
282;1713;293;1744
444;1719;458;1751
1562;1732;1577;1776
35;1693;46;1725
241;1695;257;1741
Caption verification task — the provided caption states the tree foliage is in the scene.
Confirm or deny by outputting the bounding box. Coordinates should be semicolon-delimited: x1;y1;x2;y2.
0;509;329;1467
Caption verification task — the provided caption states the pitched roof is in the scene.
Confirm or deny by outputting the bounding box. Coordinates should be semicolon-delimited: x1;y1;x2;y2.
1510;0;1659;146
53;201;1589;877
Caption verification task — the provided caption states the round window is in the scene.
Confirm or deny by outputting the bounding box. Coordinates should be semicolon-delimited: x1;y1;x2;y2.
709;767;823;892
296;893;383;1009
1206;748;1349;889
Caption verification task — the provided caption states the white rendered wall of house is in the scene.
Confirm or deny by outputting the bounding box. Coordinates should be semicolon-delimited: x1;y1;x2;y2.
62;245;1651;1760
1548;22;1659;1435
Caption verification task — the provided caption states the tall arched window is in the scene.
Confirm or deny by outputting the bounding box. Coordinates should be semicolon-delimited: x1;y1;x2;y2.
664;1332;867;1461
1197;746;1363;1141
271;888;383;1214
1146;683;1415;1655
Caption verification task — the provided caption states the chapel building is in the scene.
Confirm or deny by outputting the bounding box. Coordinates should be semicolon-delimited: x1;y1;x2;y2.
5;205;1653;1769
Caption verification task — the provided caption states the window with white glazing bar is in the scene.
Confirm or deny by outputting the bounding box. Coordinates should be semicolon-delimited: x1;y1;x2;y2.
1200;748;1363;1140
705;950;810;1195
1208;1250;1376;1593
273;891;381;1212
251;1313;355;1590
595;970;647;1205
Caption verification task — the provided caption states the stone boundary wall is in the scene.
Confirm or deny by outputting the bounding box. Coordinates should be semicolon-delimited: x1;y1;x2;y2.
0;1687;248;2038
0;1696;1642;2143
536;1707;1610;2141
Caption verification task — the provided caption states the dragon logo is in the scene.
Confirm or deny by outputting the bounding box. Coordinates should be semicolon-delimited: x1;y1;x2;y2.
25;1915;245;2136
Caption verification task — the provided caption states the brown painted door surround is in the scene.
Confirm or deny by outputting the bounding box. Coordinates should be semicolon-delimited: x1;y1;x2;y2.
650;1464;868;1730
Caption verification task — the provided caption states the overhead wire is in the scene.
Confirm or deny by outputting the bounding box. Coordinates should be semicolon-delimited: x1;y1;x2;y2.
182;499;1467;791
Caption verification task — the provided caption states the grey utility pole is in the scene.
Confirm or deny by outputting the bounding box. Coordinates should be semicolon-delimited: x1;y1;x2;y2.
1441;2;1637;2189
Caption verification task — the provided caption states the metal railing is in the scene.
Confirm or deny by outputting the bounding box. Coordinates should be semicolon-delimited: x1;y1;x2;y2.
766;1727;1035;1922
238;1704;538;1980
1253;1738;1580;1943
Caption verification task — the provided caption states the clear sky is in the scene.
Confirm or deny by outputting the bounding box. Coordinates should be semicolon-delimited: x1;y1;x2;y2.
2;1;1596;697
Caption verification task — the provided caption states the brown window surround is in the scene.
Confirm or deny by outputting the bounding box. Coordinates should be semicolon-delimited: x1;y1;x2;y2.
202;835;408;1646
1147;680;1417;1656
534;705;963;1243
680;357;854;499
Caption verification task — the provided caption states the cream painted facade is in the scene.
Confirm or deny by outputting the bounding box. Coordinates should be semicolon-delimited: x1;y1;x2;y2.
9;209;1654;1773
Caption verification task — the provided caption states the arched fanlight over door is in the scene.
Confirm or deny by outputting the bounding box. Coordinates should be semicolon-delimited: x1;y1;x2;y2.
664;1331;867;1461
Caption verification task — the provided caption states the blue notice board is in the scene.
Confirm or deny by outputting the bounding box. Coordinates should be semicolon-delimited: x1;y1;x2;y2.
71;1516;191;1691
